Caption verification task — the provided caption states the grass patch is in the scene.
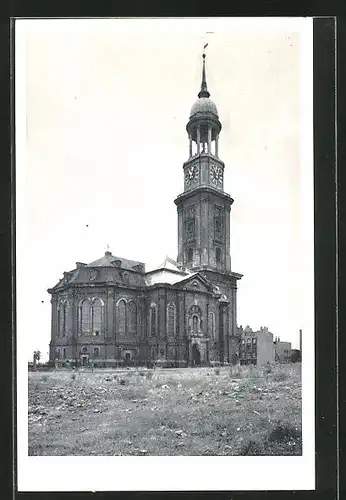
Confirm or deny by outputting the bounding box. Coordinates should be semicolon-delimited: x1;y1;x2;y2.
28;364;302;456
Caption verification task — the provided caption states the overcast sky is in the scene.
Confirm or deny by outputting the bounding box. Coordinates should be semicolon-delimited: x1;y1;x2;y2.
16;18;314;360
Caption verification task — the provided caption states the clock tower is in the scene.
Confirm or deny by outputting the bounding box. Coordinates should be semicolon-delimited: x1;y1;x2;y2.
174;51;234;274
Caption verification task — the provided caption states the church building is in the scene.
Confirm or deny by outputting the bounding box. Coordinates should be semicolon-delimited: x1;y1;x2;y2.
48;52;243;367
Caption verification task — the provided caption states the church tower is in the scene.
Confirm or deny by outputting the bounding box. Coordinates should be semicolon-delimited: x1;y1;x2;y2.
174;51;234;274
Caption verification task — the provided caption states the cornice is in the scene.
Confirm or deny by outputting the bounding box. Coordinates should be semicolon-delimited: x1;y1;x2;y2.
174;186;233;206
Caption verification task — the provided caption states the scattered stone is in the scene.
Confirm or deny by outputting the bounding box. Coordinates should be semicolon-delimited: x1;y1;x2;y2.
161;384;170;389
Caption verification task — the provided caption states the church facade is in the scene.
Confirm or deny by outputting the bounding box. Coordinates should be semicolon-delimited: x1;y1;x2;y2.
48;53;243;367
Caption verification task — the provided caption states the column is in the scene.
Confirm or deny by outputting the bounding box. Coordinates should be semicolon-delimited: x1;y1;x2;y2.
189;135;193;157
196;126;201;154
107;289;114;339
207;126;212;153
215;134;219;157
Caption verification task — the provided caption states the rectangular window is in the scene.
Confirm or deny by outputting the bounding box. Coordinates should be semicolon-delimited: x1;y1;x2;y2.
214;206;222;218
186;220;195;238
94;347;100;358
187;205;195;219
63;348;67;359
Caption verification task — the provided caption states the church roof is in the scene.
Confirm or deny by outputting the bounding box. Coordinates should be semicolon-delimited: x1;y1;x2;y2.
145;269;192;286
86;251;145;272
145;255;191;285
148;255;181;273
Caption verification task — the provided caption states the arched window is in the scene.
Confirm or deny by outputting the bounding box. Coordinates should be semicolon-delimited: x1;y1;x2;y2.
192;314;199;334
80;299;91;335
128;301;137;335
208;311;215;339
92;298;103;336
150;303;157;336
215;247;221;263
187;248;193;263
188;305;202;335
58;301;68;337
117;299;126;335
167;303;176;337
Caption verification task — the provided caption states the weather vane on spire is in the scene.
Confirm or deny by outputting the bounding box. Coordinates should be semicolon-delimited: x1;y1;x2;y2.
203;42;209;57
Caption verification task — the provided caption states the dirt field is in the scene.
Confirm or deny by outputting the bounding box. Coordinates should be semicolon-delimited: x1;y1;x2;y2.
28;363;302;456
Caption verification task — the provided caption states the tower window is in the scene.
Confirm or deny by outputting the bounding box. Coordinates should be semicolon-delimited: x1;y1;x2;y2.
187;248;193;262
186;221;195;239
215;247;221;262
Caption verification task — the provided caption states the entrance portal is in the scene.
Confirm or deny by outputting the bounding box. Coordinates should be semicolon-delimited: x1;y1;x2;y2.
192;343;201;366
81;355;88;366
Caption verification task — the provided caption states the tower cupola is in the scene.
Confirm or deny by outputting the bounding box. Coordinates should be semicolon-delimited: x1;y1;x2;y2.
187;51;222;157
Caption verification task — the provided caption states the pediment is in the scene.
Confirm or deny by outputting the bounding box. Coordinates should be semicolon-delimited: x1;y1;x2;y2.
174;273;214;293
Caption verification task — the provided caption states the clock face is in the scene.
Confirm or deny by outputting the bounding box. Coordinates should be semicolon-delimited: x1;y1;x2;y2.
185;164;199;185
210;164;223;185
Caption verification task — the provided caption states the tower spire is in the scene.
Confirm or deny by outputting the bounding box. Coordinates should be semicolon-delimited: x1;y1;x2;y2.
198;45;210;98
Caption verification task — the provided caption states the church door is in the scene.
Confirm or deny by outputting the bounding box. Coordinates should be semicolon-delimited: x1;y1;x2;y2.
192;343;201;366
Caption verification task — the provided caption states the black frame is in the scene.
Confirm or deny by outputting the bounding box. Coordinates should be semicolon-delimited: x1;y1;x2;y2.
0;13;339;500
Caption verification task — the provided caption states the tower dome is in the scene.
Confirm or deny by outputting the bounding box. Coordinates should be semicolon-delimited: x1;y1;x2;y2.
190;97;218;118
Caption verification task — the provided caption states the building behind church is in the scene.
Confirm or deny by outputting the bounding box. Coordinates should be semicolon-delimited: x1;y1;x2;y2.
48;52;243;367
238;326;275;366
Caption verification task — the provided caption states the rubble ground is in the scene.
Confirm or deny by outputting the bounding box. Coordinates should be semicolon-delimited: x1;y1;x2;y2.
28;363;302;456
